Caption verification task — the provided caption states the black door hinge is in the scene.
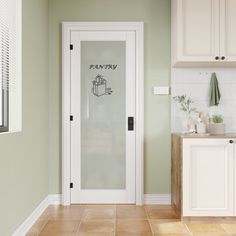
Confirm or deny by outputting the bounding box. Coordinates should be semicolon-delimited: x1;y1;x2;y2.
70;183;73;189
70;115;73;121
128;117;134;131
70;44;73;50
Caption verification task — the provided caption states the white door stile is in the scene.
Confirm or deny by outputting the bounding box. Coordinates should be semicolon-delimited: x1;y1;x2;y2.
125;31;136;203
62;25;72;205
70;31;81;204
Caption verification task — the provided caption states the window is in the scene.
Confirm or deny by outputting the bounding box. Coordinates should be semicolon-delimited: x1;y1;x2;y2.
0;0;21;133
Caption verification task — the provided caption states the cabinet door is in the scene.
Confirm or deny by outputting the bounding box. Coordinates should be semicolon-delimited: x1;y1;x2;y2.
174;0;220;63
220;0;236;62
183;139;234;216
234;143;236;215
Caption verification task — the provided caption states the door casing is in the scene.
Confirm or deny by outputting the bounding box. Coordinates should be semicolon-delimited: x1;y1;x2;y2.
62;22;144;205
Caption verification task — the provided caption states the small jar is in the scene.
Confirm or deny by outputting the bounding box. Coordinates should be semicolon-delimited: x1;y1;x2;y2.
197;123;206;134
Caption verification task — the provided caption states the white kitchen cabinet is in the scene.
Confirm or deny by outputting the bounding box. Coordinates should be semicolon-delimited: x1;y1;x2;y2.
171;134;236;218
220;0;236;62
183;139;234;216
172;0;236;66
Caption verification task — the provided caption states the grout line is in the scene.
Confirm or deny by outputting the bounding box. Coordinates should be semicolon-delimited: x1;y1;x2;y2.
75;205;86;234
74;220;81;235
38;219;49;234
220;224;231;235
144;205;150;220
29;207;50;235
144;205;154;234
185;224;194;236
114;204;117;236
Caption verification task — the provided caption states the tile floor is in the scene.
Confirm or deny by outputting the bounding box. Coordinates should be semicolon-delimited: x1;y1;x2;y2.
26;205;236;235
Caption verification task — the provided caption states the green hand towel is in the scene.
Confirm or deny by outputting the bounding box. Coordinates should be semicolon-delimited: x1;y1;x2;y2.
209;72;221;106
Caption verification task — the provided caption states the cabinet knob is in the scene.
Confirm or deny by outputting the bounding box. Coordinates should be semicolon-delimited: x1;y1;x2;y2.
229;140;234;144
221;56;225;60
215;56;219;60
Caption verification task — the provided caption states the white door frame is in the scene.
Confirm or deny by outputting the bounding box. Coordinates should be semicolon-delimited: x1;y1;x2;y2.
62;22;144;206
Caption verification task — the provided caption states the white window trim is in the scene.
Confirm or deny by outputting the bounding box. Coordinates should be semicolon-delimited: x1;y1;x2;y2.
0;0;22;133
62;22;144;205
10;0;22;132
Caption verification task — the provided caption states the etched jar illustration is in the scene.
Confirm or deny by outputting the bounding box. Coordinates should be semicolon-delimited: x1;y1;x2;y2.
92;74;113;97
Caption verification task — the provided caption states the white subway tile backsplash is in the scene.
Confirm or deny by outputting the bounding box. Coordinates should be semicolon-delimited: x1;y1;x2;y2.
220;84;236;99
171;68;236;133
172;84;210;100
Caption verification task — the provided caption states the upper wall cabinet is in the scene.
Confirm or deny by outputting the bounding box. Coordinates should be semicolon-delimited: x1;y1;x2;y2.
172;0;236;66
220;0;236;62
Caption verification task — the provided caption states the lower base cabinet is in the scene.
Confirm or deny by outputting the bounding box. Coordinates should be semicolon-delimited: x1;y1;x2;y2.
171;134;236;218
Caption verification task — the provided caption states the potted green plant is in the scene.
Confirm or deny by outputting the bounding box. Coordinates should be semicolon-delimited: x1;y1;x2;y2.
210;114;225;135
173;94;196;133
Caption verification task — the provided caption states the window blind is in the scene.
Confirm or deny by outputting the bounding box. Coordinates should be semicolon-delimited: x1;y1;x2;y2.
0;0;19;132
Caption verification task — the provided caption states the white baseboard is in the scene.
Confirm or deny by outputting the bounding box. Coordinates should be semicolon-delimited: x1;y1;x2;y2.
12;194;61;236
48;194;62;205
144;194;171;205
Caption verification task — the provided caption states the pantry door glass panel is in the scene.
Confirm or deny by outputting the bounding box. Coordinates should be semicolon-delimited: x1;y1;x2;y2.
70;31;136;204
81;41;126;190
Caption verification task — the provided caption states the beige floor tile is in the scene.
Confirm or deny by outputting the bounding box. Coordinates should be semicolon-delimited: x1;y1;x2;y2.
39;207;62;220
221;223;236;233
116;219;152;234
76;233;113;236
42;205;65;213
85;205;116;209
116;234;153;236
26;230;39;236
41;205;85;221
39;220;79;235
116;205;147;219
82;207;115;221
39;206;68;220
153;234;191;236
44;205;65;213
150;221;189;234
146;208;178;219
55;209;84;220
26;219;48;235
187;224;226;233
149;219;181;224
45;206;84;221
40;233;75;236
145;205;174;210
191;233;229;236
77;220;115;233
145;205;175;219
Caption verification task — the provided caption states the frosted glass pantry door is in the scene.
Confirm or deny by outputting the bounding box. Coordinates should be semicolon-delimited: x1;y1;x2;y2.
81;41;126;190
70;31;136;204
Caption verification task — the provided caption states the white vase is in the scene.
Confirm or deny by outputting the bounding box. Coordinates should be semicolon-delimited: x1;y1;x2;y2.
182;115;195;134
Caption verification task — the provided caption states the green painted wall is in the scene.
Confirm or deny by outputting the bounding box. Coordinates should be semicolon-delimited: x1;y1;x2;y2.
49;0;171;194
0;0;170;234
0;0;49;235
